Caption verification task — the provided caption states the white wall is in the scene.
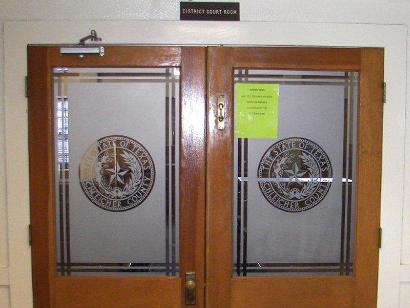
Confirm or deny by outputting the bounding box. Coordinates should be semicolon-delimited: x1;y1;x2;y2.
0;0;409;24
0;18;11;306
0;1;409;307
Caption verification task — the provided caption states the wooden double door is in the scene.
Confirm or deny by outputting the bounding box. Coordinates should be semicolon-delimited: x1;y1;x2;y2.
28;46;383;308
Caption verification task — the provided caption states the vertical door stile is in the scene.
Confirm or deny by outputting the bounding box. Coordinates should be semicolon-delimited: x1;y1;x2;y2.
354;48;384;307
206;47;234;308
180;47;207;308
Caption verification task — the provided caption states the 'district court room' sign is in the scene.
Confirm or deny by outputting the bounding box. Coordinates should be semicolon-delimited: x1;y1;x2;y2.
180;2;240;21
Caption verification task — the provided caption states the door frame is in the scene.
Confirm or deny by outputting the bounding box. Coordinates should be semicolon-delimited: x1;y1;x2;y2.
4;21;407;308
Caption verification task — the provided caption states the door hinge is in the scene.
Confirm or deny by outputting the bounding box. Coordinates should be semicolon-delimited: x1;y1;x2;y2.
383;82;386;104
25;76;28;98
28;224;32;246
378;227;382;249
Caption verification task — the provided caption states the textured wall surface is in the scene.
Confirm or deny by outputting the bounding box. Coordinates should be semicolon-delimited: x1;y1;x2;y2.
0;287;10;308
401;283;410;308
0;1;409;307
0;19;10;307
0;0;409;24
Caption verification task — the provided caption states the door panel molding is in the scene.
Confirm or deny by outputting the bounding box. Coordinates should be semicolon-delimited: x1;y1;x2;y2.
232;47;361;71
231;276;354;308
55;277;180;308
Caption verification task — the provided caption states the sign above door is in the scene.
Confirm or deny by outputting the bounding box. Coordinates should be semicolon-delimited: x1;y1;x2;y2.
180;2;240;21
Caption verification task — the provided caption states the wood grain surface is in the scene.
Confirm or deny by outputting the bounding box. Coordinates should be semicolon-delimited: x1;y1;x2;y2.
28;46;205;308
206;47;383;308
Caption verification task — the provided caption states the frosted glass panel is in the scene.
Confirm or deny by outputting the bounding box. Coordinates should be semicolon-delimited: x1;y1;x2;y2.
54;67;180;276
233;70;358;276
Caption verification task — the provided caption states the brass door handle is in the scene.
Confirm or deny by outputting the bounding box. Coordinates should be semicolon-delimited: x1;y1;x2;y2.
186;279;196;290
185;272;196;305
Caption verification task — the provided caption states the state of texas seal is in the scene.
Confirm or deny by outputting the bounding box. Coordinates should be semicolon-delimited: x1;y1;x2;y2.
79;135;155;212
257;137;332;212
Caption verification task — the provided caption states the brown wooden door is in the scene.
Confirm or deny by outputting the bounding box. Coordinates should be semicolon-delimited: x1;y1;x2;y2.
206;47;384;308
29;46;383;308
28;46;206;308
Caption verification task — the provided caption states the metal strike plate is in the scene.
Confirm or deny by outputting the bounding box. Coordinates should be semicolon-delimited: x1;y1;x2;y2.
217;95;225;130
185;272;196;305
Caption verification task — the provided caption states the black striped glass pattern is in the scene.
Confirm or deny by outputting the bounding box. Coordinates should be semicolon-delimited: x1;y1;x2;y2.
233;70;358;276
53;67;180;276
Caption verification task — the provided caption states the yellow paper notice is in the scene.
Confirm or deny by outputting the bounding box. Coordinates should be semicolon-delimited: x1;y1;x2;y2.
236;83;279;139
